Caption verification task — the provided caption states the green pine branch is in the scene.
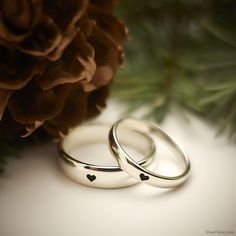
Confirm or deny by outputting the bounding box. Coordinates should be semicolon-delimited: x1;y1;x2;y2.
113;0;236;140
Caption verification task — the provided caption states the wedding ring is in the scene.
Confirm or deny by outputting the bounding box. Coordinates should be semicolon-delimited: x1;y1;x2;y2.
109;117;190;188
58;124;156;188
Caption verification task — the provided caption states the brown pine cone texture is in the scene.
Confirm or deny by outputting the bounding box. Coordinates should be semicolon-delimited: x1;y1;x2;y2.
0;0;127;137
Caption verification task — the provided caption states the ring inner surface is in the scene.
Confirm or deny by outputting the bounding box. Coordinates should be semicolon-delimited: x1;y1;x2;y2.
62;125;154;167
117;118;189;177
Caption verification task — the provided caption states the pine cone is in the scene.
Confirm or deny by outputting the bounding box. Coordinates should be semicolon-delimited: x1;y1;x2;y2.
0;0;127;137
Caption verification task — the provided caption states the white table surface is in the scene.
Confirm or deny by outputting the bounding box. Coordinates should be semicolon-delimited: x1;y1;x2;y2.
0;101;236;236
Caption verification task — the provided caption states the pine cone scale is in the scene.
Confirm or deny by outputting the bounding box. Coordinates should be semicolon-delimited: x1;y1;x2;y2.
36;31;96;91
0;0;127;137
7;82;70;124
0;45;46;90
0;88;12;120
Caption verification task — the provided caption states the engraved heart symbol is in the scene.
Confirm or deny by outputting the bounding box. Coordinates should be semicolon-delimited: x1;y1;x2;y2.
140;173;149;181
87;174;96;182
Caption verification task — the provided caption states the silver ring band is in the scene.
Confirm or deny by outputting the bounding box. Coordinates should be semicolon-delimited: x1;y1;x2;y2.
58;124;156;188
108;117;191;188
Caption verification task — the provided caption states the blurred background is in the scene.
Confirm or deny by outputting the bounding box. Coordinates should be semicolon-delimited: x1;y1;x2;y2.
113;0;236;140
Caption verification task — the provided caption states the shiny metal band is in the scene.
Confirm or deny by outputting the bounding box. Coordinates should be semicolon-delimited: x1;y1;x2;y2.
109;117;190;188
58;124;156;188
